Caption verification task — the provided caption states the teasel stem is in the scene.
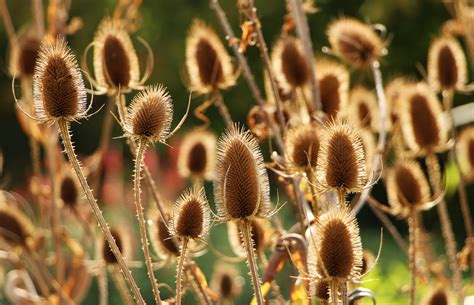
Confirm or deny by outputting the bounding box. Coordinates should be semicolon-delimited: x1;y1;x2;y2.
113;266;135;305
239;219;264;305
425;153;463;301
176;238;189;305
56;118;146;305
31;0;44;37
134;137;163;305
98;266;108;305
213;90;233;129
0;0;18;47
408;209;418;305
341;282;348;305
330;280;339;305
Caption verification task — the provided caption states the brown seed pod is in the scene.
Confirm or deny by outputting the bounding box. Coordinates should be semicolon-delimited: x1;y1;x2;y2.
316;121;367;195
214;125;270;221
93;18;140;92
347;86;378;131
185;19;236;94
422;286;451;305
125;85;173;142
456;126;474;182
33;38;87;122
177;129;216;181
10;35;41;78
285;123;321;170
60;172;80;209
0;206;34;248
428;36;467;92
327;17;384;68
399;82;447;154
210;263;243;300
227;219;269;257
316;58;350;119
99;227;131;265
148;211;180;259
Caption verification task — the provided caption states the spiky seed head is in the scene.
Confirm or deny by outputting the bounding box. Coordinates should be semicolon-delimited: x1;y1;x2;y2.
93;18;140;92
0;206;34;248
312;281;329;302
327;17;384;68
428;36;467;91
126;85;173;142
185;19;235;94
60;173;80;209
227;219;268;257
33;38;87;122
214;125;270;221
385;76;413;124
177;129;216;180
347;86;378;130
400;82;447;154
360;250;375;276
316;121;367;195
99;227;130;265
148;211;180;259
316;58;350;118
10;35;41;78
171;187;210;241
422;286;450;305
386;160;430;217
211;263;242;300
285;123;321;170
456;126;474;182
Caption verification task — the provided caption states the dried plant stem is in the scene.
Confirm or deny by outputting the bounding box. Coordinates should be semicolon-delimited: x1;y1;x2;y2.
240;219;264;305
214;90;233;129
57;119;145;305
98;267;108;305
425;153;463;301
176;238;189;305
341;282;348;305
330;280;339;305
408;210;418;305
113;266;135;305
31;0;45;37
134;138;163;305
0;0;18;47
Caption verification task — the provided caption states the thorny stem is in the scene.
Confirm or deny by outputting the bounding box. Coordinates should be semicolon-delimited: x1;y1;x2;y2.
0;0;18;48
408;210;418;305
176;238;189;305
425;153;463;302
113;266;135;305
57;119;145;305
134;137;163;305
330;280;339;305
341;282;348;305
240;218;264;305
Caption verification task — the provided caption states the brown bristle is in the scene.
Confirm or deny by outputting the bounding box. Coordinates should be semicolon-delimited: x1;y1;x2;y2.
325;132;359;190
250;220;265;253
157;219;179;255
316;58;349;119
319;75;341;118
0;208;33;247
220;273;234;299
60;175;79;208
211;264;241;300
285;124;320;169
188;143;207;174
395;166;423;205
195;38;224;88
280;38;309;88
102;36;131;87
411;95;439;147
347;86;378;131
176;198;205;239
178;129;216;180
314;281;329;301
18;37;41;77
102;228;123;264
437;46;457;89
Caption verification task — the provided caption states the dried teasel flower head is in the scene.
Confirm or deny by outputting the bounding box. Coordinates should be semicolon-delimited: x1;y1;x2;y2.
214;125;270;221
177;129;216;181
456;125;474;182
148;210;180;259
185;19;236;94
308;205;363;280
360;250;375;276
125;85;173;143
346;86;379;131
171;187;210;241
385;76;413;124
227;219;269;257
9;34;42;79
0;206;34;248
327;17;385;68
285;123;321;171
98;227;131;265
311;280;330;302
399;82;447;154
386;160;431;217
210;263;243;300
59;171;81;209
272;36;310;92
422;285;452;305
316;58;350;119
315;121;367;195
427;36;467;92
93;17;140;93
33;38;87;122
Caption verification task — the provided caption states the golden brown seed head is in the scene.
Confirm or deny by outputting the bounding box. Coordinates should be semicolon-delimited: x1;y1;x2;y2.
172;187;210;241
316;58;350;118
10;36;41;78
456;126;474;182
422;286;450;305
33;39;87;121
347;86;378;130
149;211;180;259
227;219;269;257
211;263;242;300
313;281;329;301
177;129;216;180
327;17;384;68
385;76;414;124
285;124;321;170
214;125;270;221
360;250;375;276
0;206;34;247
101;228;129;264
60;174;79;208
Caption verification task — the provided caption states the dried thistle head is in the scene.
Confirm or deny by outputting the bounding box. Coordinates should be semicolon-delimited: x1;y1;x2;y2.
285;123;321;171
60;171;80;209
125;85;173;143
185;19;235;94
422;285;451;305
316;121;367;195
210;263;243;300
456;126;474;182
33;38;87;122
9;35;41;79
327;17;385;68
177;129;216;181
99;227;131;265
0;206;34;248
227;219;269;257
93;17;140;93
399;82;447;154
316;58;350;119
171;187;210;241
386;160;430;217
272;36;310;92
148;210;180;260
347;86;378;131
428;36;467;92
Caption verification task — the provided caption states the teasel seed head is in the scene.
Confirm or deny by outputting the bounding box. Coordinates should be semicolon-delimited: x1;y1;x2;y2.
9;35;41;79
272;36;310;92
214;125;270;221
456;126;474;182
125;85;173;143
210;263;243;300
360;250;375;276
422;286;451;305
385;76;413;124
93;17;140;92
428;36;467;92
33;38;87;122
386;160;430;217
399;82;447;154
171;187;210;241
316;58;350;119
185;19;236;94
312;280;330;302
346;86;379;131
60;171;80;209
327;17;385;68
228;219;269;257
0;206;34;248
285;123;321;171
315;121;367;195
99;227;131;265
149;211;180;259
359;130;376;174
177;129;216;181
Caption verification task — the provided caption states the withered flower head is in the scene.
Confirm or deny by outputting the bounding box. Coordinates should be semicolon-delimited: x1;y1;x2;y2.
422;286;451;305
316;121;367;195
60;172;80;209
272;36;310;92
285;123;321;170
456;126;474;182
428;36;467;92
400;82;447;154
214;125;270;221
347;86;378;130
33;38;87;122
10;35;41;78
327;17;384;68
316;58;350;119
177;129;216;181
125;85;173;142
99;227;131;265
148;211;180;260
185;19;235;94
210;263;242;300
93;17;140;92
171;187;210;241
227;219;269;257
0;206;34;248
